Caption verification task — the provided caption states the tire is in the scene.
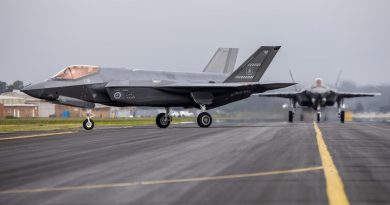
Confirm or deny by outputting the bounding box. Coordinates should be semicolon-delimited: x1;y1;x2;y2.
288;111;293;123
340;111;345;123
197;112;212;128
156;113;171;128
83;119;94;130
317;112;321;122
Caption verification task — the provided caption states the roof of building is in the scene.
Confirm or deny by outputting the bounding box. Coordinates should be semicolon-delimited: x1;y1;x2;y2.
4;104;38;107
1;90;42;101
0;95;24;100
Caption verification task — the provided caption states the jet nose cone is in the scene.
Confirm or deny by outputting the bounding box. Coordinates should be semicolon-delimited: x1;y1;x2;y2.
21;82;46;99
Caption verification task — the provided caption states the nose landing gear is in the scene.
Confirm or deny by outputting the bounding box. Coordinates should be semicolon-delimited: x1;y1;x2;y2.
83;109;95;130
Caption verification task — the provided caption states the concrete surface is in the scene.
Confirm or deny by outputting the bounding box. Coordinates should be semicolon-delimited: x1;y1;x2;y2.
0;122;389;205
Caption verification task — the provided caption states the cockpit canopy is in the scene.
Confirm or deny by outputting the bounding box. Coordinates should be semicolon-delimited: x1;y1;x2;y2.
53;65;99;80
312;78;325;88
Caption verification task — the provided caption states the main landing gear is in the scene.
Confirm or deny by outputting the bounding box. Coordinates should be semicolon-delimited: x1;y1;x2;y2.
196;105;212;128
337;99;345;123
156;108;172;128
288;100;296;123
340;110;345;123
288;111;294;123
337;101;345;123
155;105;213;128
83;109;95;130
339;110;345;123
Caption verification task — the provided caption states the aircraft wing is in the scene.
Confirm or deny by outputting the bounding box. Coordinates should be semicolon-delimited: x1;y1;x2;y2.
105;80;295;93
337;92;381;98
151;82;295;93
256;92;299;99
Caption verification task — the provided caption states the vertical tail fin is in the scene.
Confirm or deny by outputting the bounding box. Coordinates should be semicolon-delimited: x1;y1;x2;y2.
223;46;280;83
202;48;238;74
289;70;299;91
334;70;342;89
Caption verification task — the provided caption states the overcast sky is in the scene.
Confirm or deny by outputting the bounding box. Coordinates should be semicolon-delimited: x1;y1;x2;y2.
0;0;389;86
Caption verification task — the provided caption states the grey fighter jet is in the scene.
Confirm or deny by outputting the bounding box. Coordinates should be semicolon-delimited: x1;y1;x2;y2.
22;46;294;129
257;77;380;123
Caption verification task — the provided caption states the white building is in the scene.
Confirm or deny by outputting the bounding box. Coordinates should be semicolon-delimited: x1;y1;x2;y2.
1;90;55;117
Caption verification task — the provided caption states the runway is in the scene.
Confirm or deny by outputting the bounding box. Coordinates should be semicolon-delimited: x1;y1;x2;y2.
0;122;389;205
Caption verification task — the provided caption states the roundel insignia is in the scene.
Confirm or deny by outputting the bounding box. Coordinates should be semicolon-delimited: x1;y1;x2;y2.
113;92;122;99
246;67;254;76
263;50;269;54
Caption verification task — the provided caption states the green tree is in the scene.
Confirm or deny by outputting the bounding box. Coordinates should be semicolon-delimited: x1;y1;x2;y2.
354;102;364;112
12;80;24;90
0;81;7;94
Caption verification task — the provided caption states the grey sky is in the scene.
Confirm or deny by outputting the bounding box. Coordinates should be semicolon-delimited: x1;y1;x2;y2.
1;0;389;86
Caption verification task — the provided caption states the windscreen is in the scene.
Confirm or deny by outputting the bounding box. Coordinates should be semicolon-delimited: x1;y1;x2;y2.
53;65;99;80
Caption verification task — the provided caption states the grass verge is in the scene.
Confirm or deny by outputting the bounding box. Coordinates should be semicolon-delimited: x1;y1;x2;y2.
0;117;194;132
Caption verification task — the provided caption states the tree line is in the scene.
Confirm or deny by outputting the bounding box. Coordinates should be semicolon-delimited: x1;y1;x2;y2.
0;81;24;94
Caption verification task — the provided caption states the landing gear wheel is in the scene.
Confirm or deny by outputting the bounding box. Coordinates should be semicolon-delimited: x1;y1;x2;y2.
340;111;345;123
197;112;212;128
317;112;321;122
288;111;294;123
83;119;94;130
156;113;171;128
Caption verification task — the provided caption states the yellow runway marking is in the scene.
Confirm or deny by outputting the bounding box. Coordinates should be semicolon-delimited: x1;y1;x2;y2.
314;122;350;205
0;131;74;141
0;166;323;194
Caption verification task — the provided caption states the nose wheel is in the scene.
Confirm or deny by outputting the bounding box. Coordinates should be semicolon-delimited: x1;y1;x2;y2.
83;119;95;130
83;109;95;130
317;112;321;122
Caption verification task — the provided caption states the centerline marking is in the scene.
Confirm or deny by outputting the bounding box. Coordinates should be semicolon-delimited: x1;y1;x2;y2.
0;131;74;141
0;166;323;194
313;122;350;205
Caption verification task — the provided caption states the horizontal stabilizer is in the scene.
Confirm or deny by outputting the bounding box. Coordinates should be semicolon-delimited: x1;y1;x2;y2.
338;92;381;98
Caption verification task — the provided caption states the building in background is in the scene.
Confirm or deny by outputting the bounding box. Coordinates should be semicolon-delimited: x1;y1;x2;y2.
1;90;55;117
55;104;112;118
0;103;4;118
3;104;38;118
0;95;38;118
0;90;173;119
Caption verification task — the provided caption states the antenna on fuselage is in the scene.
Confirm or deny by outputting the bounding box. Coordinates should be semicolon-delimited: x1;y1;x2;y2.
334;70;343;89
289;70;298;92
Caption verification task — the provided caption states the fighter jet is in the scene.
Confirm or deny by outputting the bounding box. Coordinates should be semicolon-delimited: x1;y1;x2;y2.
22;46;294;129
257;76;380;123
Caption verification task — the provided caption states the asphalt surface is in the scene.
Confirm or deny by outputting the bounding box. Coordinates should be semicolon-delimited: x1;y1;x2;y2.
0;121;389;205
